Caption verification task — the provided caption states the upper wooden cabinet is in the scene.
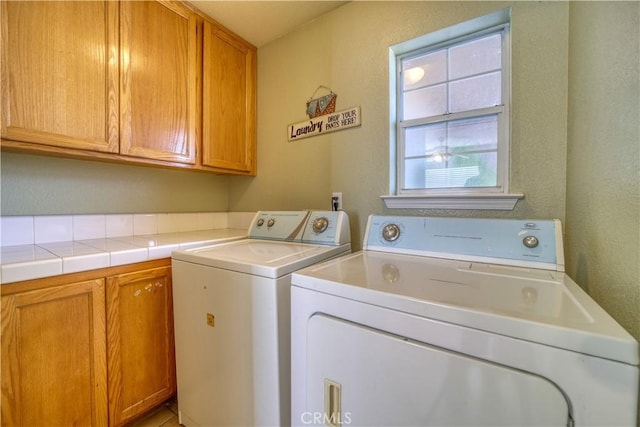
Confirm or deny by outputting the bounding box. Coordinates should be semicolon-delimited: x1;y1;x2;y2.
120;1;197;164
202;20;257;174
0;1;119;153
1;1;256;174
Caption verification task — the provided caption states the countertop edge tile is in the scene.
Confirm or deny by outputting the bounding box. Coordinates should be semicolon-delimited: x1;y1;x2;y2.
109;248;150;267
62;253;111;275
1;229;247;285
1;258;63;284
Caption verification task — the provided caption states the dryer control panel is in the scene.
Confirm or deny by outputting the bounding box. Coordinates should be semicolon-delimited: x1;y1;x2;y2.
364;216;563;271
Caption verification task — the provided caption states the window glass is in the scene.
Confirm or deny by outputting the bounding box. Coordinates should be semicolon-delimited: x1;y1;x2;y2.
403;85;447;120
449;34;502;80
403;50;447;88
449;71;501;112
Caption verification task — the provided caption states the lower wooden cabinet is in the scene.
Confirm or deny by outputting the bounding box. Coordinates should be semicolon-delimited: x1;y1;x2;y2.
1;279;108;426
106;266;176;426
0;260;175;427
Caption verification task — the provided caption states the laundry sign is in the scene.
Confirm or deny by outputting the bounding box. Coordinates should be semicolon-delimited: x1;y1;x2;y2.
288;107;361;141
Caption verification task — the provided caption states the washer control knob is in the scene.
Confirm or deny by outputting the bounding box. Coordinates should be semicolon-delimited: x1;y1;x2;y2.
312;217;329;233
256;219;265;227
267;218;275;227
382;224;400;242
523;235;539;248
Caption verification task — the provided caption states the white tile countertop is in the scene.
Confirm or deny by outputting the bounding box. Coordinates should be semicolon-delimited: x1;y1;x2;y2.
0;212;255;284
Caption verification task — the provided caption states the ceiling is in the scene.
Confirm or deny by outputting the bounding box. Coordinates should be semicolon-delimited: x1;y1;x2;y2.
191;1;348;47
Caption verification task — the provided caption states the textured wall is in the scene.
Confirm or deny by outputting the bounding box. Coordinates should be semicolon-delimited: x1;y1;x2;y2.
1;153;229;215
566;2;640;342
229;1;571;248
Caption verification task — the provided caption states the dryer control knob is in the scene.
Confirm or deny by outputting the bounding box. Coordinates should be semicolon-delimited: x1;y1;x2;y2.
312;217;329;233
523;235;539;248
256;219;265;227
382;224;400;242
267;218;276;227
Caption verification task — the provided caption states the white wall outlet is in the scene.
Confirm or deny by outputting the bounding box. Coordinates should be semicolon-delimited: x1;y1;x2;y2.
331;192;343;211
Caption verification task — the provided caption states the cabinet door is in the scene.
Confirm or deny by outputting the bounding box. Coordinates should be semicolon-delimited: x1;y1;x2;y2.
1;280;108;427
119;1;197;164
106;266;175;426
202;20;257;174
0;1;119;152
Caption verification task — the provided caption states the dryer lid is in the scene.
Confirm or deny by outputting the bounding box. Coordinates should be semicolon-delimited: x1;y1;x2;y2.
292;251;639;366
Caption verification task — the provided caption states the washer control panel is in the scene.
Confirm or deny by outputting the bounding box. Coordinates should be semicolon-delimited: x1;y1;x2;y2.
248;211;350;245
250;211;312;241
302;211;351;245
364;215;562;271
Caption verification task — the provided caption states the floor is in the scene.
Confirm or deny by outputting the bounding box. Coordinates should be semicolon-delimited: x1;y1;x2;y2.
130;401;180;427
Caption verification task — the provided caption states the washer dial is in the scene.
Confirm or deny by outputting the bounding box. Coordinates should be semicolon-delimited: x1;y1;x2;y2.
312;217;329;233
267;218;275;227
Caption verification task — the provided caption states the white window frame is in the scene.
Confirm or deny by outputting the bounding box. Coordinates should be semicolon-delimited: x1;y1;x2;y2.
382;8;523;210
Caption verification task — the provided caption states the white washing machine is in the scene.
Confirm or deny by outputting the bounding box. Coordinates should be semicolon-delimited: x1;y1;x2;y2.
291;215;639;427
172;211;351;427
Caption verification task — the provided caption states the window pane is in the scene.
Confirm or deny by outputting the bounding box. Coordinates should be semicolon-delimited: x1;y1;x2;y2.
449;71;501;113
403;84;447;120
421;152;497;189
447;115;498;152
403;50;447;89
404;158;429;189
404;123;446;157
449;34;501;80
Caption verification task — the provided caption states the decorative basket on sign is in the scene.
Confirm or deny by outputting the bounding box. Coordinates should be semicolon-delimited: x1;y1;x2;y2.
306;86;337;119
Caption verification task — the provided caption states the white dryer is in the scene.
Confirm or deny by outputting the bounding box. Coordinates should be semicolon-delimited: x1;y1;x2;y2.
291;215;639;427
172;211;350;427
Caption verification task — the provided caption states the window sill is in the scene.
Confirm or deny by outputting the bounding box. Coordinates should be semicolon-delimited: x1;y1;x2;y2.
380;193;524;210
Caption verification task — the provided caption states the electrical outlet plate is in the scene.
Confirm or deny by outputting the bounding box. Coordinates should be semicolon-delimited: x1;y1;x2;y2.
332;192;343;211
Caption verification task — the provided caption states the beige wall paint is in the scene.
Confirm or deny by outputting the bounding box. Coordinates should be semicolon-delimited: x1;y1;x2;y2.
229;1;571;247
0;153;229;214
566;2;640;341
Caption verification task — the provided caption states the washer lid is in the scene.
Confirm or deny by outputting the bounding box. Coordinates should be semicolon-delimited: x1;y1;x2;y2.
292;251;639;365
172;239;350;279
